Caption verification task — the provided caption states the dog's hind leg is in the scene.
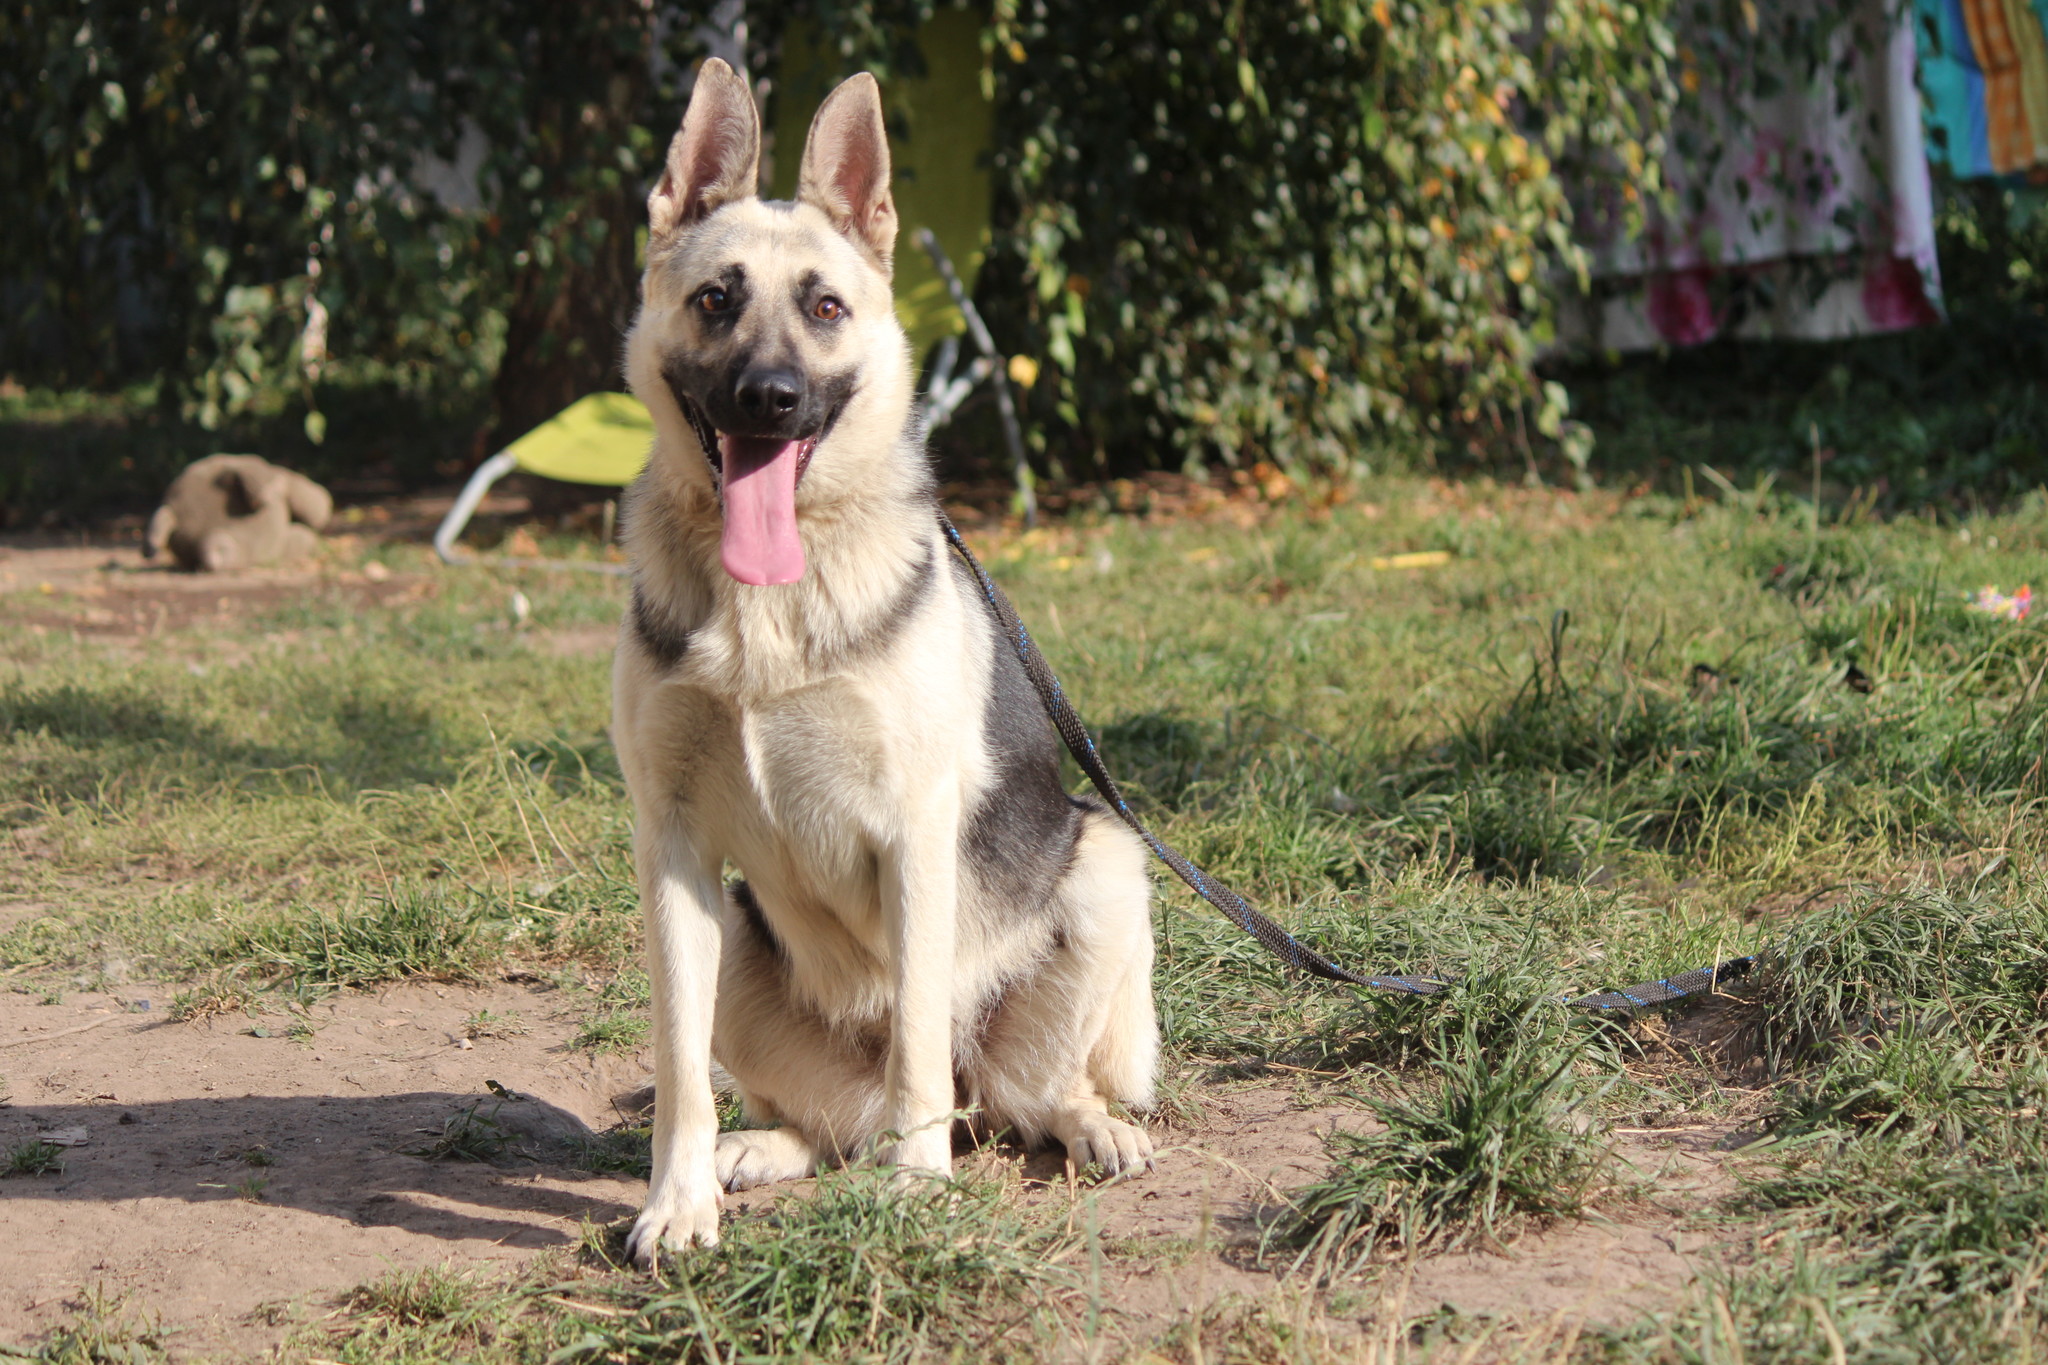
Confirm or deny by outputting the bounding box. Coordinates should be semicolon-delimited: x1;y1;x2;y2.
710;884;888;1187
968;812;1158;1176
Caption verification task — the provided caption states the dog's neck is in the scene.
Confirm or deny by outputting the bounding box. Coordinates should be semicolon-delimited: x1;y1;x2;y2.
622;430;938;697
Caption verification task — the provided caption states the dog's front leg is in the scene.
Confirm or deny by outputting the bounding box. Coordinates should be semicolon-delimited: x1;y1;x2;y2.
878;800;960;1177
626;826;726;1268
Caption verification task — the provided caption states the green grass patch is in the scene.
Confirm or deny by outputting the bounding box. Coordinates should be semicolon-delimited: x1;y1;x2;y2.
291;1167;1076;1364
213;882;508;988
2;1139;66;1178
1279;1024;1614;1272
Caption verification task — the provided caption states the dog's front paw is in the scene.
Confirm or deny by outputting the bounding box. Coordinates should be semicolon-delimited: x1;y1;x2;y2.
1061;1113;1153;1179
625;1180;723;1270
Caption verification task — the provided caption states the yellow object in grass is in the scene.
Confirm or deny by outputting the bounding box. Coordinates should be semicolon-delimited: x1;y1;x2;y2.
506;392;655;488
1369;550;1454;570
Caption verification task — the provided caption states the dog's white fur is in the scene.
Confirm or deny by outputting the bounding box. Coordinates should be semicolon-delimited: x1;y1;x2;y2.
611;61;1158;1267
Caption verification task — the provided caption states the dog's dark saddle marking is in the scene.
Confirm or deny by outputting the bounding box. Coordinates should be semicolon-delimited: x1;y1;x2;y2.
827;541;935;668
937;512;1758;1012
955;553;1086;919
631;583;695;668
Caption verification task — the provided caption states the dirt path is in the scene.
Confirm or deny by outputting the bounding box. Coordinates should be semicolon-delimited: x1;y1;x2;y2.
0;979;646;1358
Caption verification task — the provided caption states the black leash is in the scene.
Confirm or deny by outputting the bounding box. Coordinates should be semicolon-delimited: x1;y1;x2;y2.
938;513;1756;1012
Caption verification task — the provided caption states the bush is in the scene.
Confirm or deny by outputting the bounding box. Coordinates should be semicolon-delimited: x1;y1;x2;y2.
979;0;1673;480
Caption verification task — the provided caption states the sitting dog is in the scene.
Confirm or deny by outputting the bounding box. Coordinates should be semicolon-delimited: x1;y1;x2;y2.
612;60;1158;1266
145;454;332;572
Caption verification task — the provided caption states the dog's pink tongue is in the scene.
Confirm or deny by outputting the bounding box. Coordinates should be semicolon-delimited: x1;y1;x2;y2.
718;435;806;585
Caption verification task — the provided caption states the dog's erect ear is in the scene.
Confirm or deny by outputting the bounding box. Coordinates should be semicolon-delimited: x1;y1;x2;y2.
795;72;897;273
649;58;760;243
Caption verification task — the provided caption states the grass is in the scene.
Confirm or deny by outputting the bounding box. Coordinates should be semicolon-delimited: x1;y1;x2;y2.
4;466;2047;1360
0;1289;166;1364
287;1166;1077;1364
1279;1023;1616;1272
2;1139;65;1178
405;1099;517;1163
211;881;510;989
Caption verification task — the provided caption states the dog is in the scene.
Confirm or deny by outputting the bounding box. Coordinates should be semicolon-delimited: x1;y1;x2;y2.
610;59;1159;1267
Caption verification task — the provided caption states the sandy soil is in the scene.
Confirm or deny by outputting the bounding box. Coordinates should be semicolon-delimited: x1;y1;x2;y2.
0;971;1733;1360
0;977;649;1357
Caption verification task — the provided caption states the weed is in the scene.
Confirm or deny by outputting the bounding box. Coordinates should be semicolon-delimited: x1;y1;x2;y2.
461;1008;528;1039
344;1265;480;1328
235;1176;268;1202
0;1287;166;1364
572;1123;653;1178
1279;1024;1613;1271
572;1007;649;1055
1753;886;2048;1073
167;972;253;1023
2;1139;65;1178
405;1100;514;1163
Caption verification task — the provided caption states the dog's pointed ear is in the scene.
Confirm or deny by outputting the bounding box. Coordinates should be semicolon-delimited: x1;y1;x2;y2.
795;72;897;273
649;58;760;244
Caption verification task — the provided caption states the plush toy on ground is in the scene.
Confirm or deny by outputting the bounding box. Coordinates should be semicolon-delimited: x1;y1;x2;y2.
145;455;334;572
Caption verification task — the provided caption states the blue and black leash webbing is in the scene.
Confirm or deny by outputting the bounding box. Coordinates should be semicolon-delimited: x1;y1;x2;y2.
939;512;1756;1013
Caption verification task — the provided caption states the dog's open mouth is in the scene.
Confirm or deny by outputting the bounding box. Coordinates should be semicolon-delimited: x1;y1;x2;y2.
676;394;823;587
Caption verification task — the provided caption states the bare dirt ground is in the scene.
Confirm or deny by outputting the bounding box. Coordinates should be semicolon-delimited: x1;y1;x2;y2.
1;529;1738;1359
0;970;1733;1360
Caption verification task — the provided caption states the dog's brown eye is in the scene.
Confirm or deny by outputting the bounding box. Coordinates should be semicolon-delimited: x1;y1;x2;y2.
814;297;845;321
698;287;730;313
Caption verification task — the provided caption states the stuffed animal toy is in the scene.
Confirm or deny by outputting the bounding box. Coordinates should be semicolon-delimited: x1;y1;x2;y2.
145;455;334;572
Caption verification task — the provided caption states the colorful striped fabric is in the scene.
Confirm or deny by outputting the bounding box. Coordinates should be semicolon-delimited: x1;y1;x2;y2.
1918;0;2048;176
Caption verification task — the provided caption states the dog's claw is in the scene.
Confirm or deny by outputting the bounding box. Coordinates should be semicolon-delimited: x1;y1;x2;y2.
1063;1114;1153;1179
626;1184;723;1269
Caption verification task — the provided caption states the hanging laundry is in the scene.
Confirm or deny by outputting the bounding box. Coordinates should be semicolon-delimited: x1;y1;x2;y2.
1563;0;1943;350
1916;0;2048;178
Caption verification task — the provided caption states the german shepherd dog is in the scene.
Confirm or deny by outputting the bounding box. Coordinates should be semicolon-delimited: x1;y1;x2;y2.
612;59;1158;1266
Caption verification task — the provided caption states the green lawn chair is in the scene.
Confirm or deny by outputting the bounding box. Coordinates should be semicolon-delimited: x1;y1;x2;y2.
433;391;653;570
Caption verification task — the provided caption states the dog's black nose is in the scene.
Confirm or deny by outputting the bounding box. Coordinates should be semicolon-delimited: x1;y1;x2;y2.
735;368;804;421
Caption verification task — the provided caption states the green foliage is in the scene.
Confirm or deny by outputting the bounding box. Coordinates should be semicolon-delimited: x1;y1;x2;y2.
0;1289;166;1365
587;1168;1071;1363
405;1099;516;1163
1;1;705;448
1754;887;2048;1073
2;1;508;423
572;1006;651;1055
300;1169;1072;1364
1279;1025;1612;1270
1597;1075;2048;1363
2;1139;66;1178
980;0;1673;478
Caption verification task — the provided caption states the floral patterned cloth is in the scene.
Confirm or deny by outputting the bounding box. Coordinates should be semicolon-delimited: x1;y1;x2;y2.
1562;0;1945;351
